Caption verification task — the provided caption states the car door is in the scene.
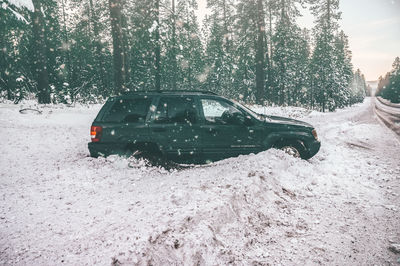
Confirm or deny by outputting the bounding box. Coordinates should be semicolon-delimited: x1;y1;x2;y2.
199;97;263;161
100;96;153;146
149;96;201;162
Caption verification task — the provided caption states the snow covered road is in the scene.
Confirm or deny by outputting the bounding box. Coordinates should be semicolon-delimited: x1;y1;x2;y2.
1;98;399;265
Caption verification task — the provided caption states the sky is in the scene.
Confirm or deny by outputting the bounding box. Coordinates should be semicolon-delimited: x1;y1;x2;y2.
298;0;400;81
197;0;400;81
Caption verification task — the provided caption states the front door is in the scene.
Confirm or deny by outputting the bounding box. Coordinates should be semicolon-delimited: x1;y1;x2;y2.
199;97;262;161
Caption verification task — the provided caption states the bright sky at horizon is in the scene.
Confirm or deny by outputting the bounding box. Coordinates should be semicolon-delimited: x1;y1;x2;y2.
298;0;400;81
196;0;400;81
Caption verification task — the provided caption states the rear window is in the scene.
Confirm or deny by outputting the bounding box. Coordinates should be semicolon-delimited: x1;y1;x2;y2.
154;97;198;124
102;97;152;123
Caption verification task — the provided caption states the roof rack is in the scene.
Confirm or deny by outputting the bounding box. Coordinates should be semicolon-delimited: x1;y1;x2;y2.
122;90;217;95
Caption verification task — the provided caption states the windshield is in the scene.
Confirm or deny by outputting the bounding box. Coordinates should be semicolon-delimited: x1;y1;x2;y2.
231;100;264;120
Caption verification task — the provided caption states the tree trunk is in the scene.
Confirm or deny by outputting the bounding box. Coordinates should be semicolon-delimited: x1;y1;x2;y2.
255;0;266;104
32;0;50;104
268;1;273;63
6;78;15;101
121;10;130;86
266;1;273;103
61;0;75;101
154;0;161;90
89;0;107;95
171;0;177;90
222;0;229;50
109;0;127;94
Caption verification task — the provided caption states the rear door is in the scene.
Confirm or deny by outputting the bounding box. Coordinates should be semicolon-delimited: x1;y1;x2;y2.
149;96;201;162
100;96;153;146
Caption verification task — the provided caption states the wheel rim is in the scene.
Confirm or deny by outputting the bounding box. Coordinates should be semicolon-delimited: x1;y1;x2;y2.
281;146;301;158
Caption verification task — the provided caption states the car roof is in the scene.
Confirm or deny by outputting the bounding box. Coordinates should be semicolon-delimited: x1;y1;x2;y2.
122;90;217;96
107;91;235;105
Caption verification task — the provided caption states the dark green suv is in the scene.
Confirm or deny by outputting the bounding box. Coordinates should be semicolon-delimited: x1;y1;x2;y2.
89;91;320;163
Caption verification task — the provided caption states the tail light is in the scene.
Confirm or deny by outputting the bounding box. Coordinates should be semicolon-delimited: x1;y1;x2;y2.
90;126;102;142
312;129;319;141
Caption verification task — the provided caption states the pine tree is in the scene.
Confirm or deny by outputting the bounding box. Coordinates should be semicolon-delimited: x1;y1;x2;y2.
65;0;112;102
350;69;366;104
310;0;341;111
232;0;257;101
376;73;390;96
88;0;109;97
379;57;400;103
230;0;271;103
156;0;180;91
204;0;235;96
0;1;32;101
272;0;305;106
1;0;368;110
293;28;311;106
41;0;63;100
175;0;204;90
333;30;353;108
154;0;161;90
255;0;266;104
128;0;157;90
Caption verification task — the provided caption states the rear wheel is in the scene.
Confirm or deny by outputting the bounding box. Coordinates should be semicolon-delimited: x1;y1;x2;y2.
125;143;184;170
125;144;160;164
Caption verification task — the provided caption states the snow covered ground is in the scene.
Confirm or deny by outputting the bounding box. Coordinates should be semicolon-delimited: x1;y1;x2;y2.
1;98;399;265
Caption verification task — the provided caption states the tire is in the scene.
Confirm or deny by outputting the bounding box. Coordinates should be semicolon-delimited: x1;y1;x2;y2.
125;144;185;170
274;140;308;159
280;145;301;158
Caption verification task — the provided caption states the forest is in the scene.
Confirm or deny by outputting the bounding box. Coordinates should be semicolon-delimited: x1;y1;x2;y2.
376;57;400;103
1;0;369;111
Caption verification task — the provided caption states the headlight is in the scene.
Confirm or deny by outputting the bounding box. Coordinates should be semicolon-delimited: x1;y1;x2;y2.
312;129;319;141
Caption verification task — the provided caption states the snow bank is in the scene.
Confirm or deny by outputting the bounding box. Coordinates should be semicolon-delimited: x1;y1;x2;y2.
6;0;33;11
1;98;399;265
248;104;313;119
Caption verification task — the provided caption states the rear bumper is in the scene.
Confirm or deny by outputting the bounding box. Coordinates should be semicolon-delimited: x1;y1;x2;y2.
88;142;125;157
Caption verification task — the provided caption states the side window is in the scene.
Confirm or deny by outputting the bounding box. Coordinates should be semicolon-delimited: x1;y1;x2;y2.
103;98;152;123
154;97;197;124
201;98;245;125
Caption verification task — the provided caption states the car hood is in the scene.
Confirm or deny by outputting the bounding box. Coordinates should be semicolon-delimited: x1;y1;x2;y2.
262;115;313;128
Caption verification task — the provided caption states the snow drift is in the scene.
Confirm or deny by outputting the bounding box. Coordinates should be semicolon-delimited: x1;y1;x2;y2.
0;98;399;265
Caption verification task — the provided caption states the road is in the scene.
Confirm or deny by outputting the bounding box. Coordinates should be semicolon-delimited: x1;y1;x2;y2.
0;98;399;265
374;96;400;136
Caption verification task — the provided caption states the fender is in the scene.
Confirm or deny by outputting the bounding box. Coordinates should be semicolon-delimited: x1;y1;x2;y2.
263;131;311;148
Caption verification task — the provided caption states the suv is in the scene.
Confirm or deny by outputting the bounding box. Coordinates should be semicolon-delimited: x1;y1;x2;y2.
88;91;320;163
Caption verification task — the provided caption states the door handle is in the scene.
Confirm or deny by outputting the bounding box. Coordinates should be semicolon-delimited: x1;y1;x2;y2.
152;127;167;132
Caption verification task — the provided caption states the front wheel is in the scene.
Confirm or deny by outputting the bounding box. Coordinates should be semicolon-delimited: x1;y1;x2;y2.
274;140;308;159
280;145;301;158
